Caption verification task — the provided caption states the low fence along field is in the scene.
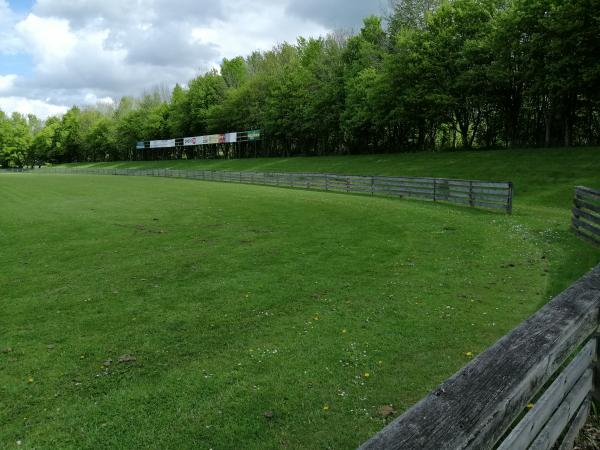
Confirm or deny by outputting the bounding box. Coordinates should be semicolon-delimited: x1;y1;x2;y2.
35;167;514;213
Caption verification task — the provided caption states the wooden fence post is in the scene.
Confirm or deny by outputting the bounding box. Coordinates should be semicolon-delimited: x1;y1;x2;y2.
469;181;475;207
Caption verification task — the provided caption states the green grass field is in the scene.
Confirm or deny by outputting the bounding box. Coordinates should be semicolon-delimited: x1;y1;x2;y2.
2;148;600;449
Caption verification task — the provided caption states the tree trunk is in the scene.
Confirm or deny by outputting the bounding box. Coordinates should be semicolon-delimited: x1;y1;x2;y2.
544;110;551;147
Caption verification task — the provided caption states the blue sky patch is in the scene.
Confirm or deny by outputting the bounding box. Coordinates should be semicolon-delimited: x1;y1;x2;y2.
7;0;34;14
1;53;33;76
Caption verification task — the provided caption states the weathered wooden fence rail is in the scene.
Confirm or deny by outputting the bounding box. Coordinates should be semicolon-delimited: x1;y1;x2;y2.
573;186;600;246
359;264;600;450
32;167;513;213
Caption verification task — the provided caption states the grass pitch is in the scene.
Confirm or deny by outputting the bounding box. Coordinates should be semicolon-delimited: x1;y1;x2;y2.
2;148;600;449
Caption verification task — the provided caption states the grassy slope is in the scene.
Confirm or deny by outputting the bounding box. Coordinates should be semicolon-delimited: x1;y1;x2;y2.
0;148;598;449
62;147;600;209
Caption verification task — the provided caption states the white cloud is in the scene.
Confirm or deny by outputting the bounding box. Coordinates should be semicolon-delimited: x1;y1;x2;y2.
0;96;69;118
0;74;17;93
0;0;382;117
192;2;329;59
16;14;77;65
83;92;114;105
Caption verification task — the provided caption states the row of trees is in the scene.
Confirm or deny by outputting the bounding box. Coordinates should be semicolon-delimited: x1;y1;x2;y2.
1;0;599;166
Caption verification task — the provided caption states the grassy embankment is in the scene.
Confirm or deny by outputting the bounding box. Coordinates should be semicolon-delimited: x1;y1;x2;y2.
1;147;599;448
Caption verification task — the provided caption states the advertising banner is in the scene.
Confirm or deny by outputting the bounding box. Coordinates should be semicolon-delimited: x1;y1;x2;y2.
142;130;259;150
247;130;261;141
183;137;199;146
149;139;176;148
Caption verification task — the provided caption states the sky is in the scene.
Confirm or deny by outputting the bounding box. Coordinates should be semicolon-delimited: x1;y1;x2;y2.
0;0;386;119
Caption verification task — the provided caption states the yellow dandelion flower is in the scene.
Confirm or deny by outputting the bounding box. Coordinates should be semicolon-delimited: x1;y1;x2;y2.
527;403;534;410
323;404;330;411
27;377;34;384
363;372;370;379
465;351;474;358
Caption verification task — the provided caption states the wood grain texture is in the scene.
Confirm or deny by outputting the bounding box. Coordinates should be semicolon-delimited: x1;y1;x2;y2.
557;398;591;450
573;218;600;237
528;370;592;450
575;186;600;199
497;339;595;450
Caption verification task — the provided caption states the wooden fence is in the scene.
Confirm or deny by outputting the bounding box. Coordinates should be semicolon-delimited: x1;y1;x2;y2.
359;263;600;450
573;186;600;246
36;167;513;213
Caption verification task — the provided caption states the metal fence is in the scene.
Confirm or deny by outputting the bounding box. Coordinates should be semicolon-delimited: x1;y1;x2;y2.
32;167;513;213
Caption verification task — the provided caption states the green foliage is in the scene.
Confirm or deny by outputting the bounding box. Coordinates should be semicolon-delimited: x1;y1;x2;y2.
1;0;599;163
188;70;227;135
0;112;33;167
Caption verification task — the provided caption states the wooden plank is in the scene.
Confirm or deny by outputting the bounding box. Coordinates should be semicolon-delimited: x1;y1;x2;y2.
448;186;510;196
449;180;511;189
328;181;373;189
341;176;373;183
448;192;507;203
575;186;600;199
497;339;596;450
373;182;435;190
373;176;436;184
573;229;600;246
372;186;434;196
373;178;435;188
374;190;433;199
573;207;600;226
472;187;510;196
447;184;503;193
346;185;375;193
575;198;600;215
557;398;591;450
573;217;600;237
374;176;434;184
358;264;600;450
528;369;593;450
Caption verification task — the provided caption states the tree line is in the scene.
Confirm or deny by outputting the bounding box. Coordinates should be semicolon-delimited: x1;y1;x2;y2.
1;0;599;167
